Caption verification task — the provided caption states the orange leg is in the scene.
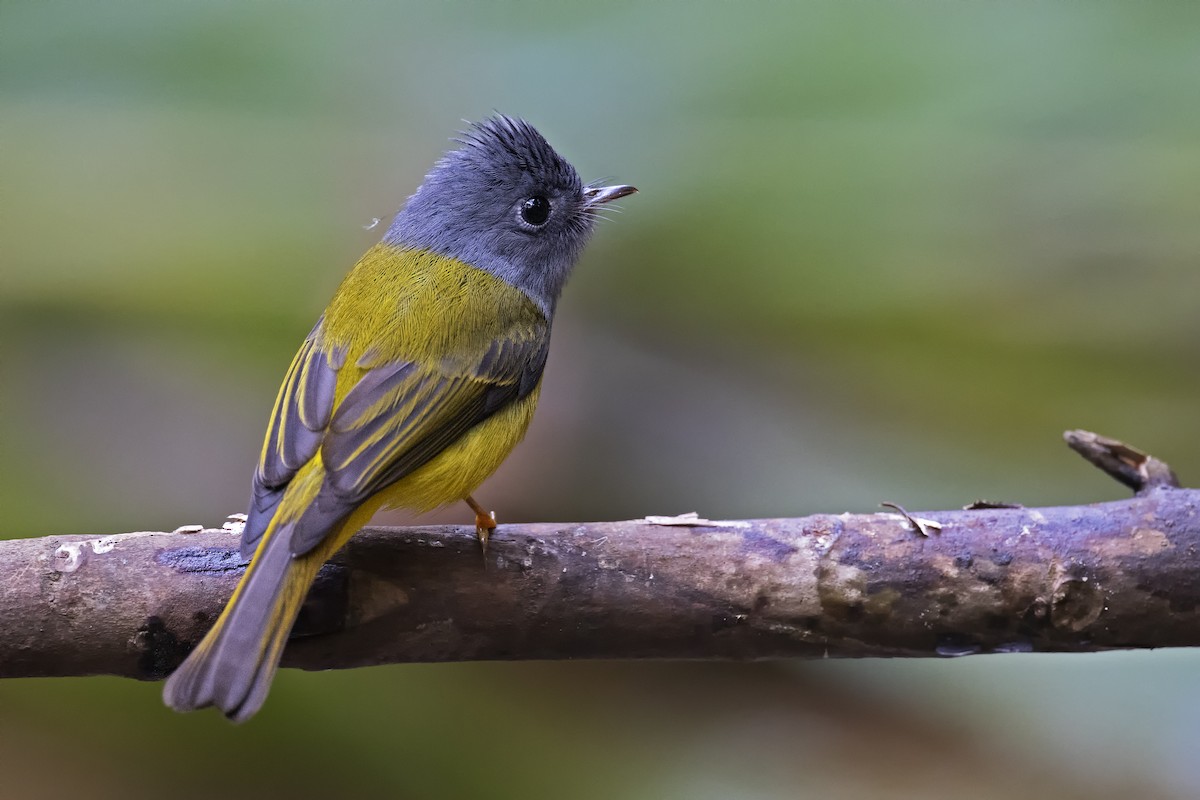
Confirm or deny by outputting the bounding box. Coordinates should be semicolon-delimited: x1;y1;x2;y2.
464;495;497;551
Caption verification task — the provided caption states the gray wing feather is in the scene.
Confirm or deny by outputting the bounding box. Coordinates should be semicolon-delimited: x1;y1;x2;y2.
329;360;419;434
241;323;343;558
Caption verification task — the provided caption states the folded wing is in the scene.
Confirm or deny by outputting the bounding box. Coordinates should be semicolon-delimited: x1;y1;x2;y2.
241;313;548;558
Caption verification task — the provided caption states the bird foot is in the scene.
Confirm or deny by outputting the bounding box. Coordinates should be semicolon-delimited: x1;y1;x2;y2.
475;510;497;551
465;495;497;553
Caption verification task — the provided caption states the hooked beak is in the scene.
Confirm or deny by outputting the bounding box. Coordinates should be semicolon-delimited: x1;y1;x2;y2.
584;184;638;206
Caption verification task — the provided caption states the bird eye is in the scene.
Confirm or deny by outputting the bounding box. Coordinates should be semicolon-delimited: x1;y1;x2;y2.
520;196;551;226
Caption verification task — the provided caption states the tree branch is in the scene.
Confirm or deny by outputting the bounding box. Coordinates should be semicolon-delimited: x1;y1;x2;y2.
2;431;1197;681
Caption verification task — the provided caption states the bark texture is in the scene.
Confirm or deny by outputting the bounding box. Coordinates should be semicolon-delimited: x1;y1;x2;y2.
2;463;1198;680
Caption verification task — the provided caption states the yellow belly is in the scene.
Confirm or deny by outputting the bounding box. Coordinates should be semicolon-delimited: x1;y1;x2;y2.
277;383;542;570
370;382;541;514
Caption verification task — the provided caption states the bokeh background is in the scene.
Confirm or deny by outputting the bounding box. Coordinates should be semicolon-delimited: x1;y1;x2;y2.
4;1;1200;797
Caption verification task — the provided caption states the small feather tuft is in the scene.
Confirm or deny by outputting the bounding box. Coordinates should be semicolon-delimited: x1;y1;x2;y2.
449;114;579;188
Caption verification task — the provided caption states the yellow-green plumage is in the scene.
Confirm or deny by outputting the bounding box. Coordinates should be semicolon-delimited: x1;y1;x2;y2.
283;243;547;517
163;244;548;721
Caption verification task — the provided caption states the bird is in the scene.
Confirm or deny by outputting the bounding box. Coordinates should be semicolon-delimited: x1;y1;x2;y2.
162;115;636;721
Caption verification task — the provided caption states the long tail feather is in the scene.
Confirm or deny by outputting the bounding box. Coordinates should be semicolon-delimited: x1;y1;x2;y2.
162;521;322;722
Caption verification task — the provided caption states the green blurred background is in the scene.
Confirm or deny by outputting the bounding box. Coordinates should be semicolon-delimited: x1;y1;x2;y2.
3;1;1200;797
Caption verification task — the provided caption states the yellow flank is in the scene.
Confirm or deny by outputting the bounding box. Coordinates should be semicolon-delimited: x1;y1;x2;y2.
262;386;541;592
376;383;542;512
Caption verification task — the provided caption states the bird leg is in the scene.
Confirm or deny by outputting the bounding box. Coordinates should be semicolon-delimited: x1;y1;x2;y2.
464;495;497;551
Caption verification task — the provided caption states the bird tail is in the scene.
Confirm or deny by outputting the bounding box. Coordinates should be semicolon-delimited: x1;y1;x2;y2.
162;520;322;722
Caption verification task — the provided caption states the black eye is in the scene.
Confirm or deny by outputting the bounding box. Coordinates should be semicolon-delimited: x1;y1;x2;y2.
520;196;551;226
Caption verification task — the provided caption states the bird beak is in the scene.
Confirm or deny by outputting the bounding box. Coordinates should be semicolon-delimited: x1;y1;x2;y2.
584;184;638;205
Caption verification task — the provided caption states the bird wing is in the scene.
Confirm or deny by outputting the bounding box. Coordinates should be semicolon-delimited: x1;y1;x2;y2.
241;299;548;559
241;319;338;553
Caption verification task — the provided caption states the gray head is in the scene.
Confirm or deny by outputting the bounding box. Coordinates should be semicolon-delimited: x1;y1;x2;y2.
385;115;635;316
